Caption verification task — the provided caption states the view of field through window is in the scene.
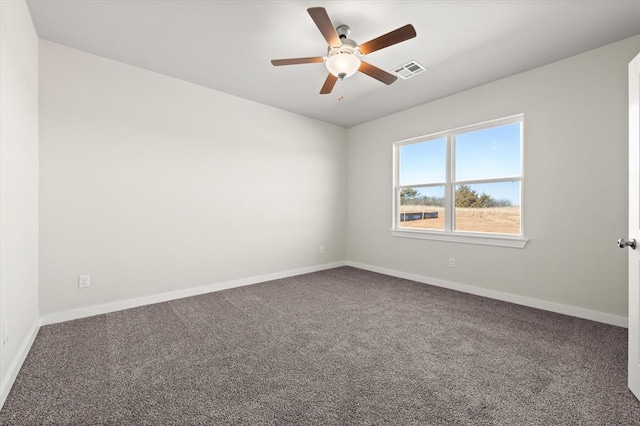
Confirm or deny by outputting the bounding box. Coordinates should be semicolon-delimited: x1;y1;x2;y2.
398;120;522;235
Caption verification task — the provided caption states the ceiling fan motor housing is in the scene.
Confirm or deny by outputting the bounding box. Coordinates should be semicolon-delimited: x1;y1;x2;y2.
327;38;359;57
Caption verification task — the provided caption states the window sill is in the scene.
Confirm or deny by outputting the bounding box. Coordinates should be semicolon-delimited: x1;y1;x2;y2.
389;228;528;248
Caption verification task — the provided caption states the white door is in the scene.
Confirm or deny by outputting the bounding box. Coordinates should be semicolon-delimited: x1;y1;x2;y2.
627;52;640;400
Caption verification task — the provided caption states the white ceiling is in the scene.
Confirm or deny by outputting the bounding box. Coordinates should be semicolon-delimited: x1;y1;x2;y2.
26;0;640;128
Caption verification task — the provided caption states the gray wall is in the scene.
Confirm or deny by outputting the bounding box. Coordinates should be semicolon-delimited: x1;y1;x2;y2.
346;35;640;321
0;0;40;407
38;41;347;317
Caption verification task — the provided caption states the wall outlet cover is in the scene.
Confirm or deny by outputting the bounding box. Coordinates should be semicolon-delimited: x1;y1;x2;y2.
78;275;90;288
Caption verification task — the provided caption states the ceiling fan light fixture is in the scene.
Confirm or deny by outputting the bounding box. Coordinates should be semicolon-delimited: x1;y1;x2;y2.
325;53;361;79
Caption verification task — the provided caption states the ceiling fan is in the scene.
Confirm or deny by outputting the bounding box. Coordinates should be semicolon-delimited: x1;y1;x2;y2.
271;7;416;95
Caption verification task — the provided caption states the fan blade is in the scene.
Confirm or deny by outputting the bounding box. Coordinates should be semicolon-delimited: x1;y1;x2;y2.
271;57;325;66
308;7;341;47
320;73;338;94
358;24;416;55
359;61;398;85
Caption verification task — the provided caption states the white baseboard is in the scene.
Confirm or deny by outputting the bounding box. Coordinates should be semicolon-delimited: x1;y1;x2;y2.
1;318;40;410
346;261;628;328
40;261;347;326
40;259;627;328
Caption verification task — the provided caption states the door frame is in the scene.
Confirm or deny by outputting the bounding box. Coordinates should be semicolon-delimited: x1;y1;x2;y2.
628;51;640;400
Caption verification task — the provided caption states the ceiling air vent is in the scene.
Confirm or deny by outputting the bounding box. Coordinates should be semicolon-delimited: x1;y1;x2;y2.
393;60;426;80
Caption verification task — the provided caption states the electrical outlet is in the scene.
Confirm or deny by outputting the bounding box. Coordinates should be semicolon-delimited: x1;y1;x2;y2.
78;274;90;288
449;258;456;268
3;321;8;345
320;246;325;254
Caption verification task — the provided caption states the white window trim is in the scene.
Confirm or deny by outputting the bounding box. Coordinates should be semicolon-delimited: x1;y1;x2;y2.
389;228;528;248
391;114;528;248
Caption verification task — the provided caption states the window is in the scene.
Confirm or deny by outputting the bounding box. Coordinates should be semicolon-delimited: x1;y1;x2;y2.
392;115;527;248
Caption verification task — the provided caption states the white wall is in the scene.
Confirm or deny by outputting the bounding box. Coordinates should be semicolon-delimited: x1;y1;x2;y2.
0;0;40;408
39;41;346;318
347;35;640;322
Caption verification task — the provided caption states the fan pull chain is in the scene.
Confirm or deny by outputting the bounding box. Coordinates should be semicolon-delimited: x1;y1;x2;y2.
337;76;345;102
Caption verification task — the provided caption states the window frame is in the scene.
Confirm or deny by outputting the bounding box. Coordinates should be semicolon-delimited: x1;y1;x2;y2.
391;114;528;248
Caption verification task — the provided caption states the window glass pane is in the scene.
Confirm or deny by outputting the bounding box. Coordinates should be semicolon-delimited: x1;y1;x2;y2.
455;122;521;181
399;137;446;185
399;186;444;230
454;182;520;234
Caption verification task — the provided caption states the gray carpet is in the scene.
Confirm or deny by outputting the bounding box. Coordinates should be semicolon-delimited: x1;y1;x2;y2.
1;266;639;425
